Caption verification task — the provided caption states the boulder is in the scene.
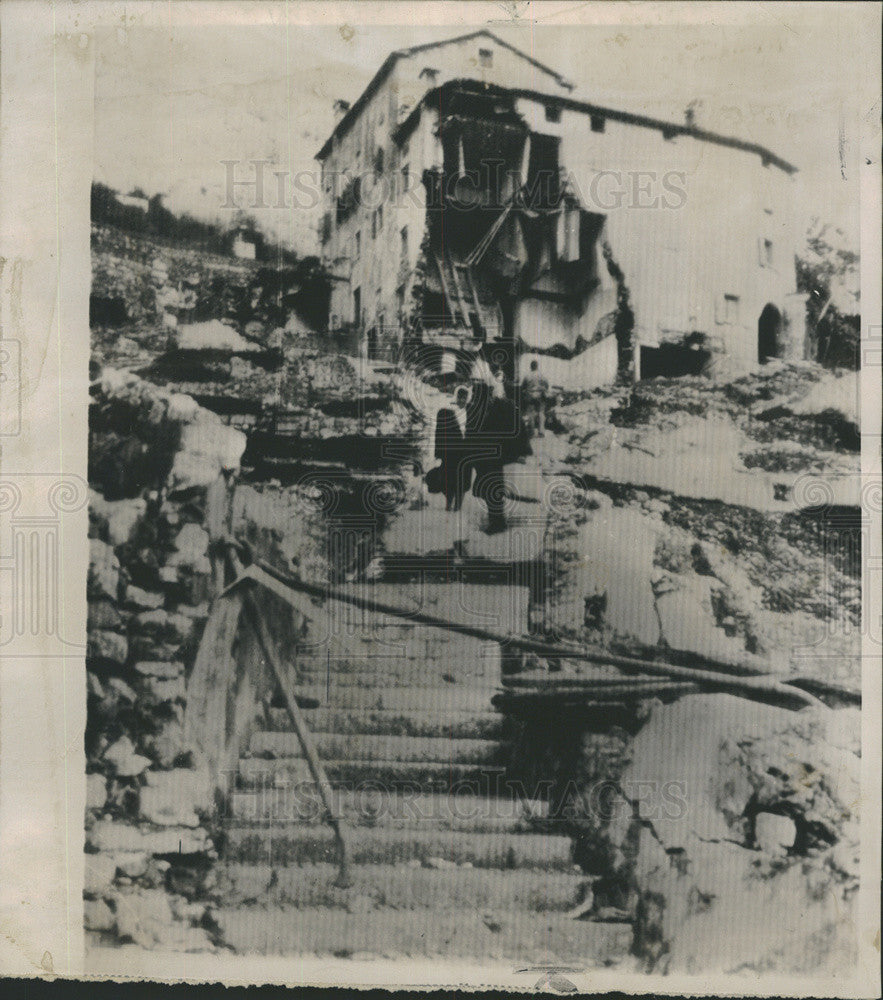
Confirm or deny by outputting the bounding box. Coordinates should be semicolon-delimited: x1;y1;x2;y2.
168;418;246;494
124;586;165;611
103;736;151;778
88;539;120;601
87;630;128;668
620;695;862;975
112;888;175;948
104;498;147;547
754;812;797;857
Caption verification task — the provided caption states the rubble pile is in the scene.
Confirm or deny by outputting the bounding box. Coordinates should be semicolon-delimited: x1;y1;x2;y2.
85;370;246;951
619;695;860;974
551;362;861;688
91;224;264;366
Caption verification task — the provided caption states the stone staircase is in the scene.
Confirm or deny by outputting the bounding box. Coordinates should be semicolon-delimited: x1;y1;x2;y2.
213;577;631;961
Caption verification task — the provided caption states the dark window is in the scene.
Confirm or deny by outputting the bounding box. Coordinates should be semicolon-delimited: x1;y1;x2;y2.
401;226;408;257
591;115;605;133
545;105;561;124
354;231;361;258
401;164;409;191
353;287;361;326
479;48;493;68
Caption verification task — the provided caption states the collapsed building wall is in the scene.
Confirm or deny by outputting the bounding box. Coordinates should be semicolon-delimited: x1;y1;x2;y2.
321;61;804;378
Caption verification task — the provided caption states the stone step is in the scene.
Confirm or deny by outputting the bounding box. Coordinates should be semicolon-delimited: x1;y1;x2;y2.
265;706;508;740
212;905;631;961
222;824;575;870
235;755;512;792
289;685;500;715
249;731;508;766
290;665;500;691
226;788;550;828
237;756;509;793
216;862;584;912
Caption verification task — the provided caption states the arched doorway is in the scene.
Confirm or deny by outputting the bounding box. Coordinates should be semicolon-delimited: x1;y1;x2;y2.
758;304;783;363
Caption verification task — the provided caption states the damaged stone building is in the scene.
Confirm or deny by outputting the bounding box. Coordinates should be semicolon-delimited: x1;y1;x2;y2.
317;30;806;381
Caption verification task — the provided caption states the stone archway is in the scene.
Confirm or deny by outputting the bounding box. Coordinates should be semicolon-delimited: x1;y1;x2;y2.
758;303;783;364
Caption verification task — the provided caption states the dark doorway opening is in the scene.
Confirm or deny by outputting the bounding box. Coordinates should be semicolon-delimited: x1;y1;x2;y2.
758;303;783;363
639;339;710;379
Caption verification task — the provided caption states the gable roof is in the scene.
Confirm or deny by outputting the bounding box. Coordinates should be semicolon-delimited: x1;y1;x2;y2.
316;29;573;161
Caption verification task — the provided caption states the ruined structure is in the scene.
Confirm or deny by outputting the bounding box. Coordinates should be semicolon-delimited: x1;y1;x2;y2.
317;30;806;379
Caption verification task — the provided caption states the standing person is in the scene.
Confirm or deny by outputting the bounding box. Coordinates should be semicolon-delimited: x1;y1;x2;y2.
433;385;471;511
521;358;550;438
466;381;508;534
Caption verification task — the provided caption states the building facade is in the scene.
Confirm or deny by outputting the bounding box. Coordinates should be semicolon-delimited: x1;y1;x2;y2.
316;30;805;378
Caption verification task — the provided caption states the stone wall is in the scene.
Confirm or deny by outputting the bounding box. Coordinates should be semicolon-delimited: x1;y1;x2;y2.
85;369;245;950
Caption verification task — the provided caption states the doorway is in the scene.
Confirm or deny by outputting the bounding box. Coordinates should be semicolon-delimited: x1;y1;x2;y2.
758;303;783;363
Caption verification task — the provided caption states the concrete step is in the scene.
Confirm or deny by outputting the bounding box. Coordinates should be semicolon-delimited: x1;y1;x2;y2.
249;731;508;766
287;685;500;715
226;788;550;828
222;823;575;870
237;756;509;792
216;862;584;912
265;706;508;740
212;904;632;961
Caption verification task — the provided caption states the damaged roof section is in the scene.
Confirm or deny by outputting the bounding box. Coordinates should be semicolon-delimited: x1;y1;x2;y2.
393;79;797;176
415;81;610;343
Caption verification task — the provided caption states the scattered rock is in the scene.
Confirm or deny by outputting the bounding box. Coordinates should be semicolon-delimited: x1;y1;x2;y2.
104;498;147;547
113;851;150;879
103;737;151;778
755;812;797;857
124;586;165;611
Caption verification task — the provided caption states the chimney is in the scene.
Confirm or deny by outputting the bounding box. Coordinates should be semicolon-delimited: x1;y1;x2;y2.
685;100;701;128
333;99;351;123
